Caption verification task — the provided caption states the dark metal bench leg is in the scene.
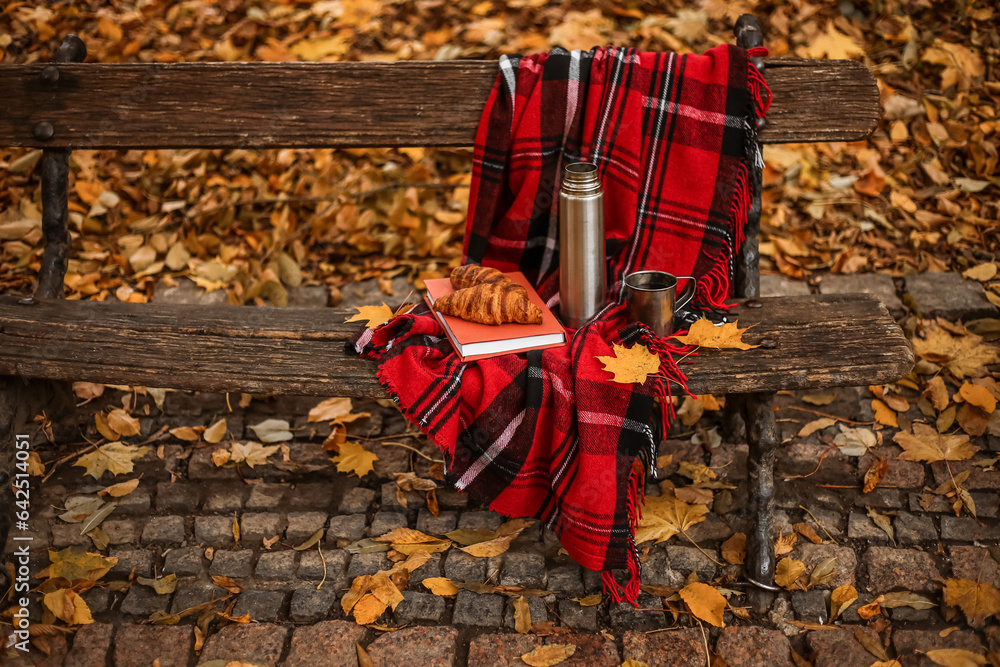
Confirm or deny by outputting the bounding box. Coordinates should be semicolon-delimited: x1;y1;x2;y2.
722;395;745;442
743;391;779;612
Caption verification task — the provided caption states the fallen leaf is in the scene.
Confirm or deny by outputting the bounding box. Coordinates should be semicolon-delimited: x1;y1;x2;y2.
521;644;577;666
853;626;889;661
805;22;864;59
774;531;797;556
137;573;178;594
959;382;996;414
293;529;324;551
943;578;1000;627
107;409;141;437
775;558;806;590
634;496;709;545
925;649;989;667
372;528;438;544
963;263;997;282
422;578;459;596
211;576;243;594
203;418;227;444
721;533;746;565
43;589;93;625
803;391;837;406
45;548;117;581
673;318;759;350
596;343;660;384
799;417;836;437
74;443;149;479
679;581;726;627
369;570;405;611
346;303;395;329
352;592;388;624
97;478;139;498
912;322;999;379
342;576;372;615
880;591;937;609
170;426;201;441
331;441;378;477
459;534;515;558
894;423;976;463
833;424;877;457
857;596;883;619
571;594;602;606
357;643;374;667
308;397;371;424
830;584;858;621
872;399;898;427
444;528;497;546
514;596;531;633
793;522;823;545
620;660;650;667
221;441;281;468
924;376;950;412
809;557;838;587
867;508;895;545
248;419;293;443
863;457;890;494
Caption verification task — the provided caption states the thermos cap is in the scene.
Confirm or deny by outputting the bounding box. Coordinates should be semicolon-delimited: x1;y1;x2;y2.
562;162;601;195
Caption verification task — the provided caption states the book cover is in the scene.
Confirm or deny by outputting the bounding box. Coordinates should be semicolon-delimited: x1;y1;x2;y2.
424;272;567;362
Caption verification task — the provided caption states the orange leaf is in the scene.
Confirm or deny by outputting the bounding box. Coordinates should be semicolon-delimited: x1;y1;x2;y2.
673;318;759;350
345;303;395;330
596;343;660;384
679;581;726;627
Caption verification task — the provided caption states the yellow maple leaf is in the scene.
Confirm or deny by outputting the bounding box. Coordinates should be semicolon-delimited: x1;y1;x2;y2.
673;318;759;350
596;343;660;384
74;443;149;479
923;39;986;91
680;581;726;627
912;322;998;379
775;557;806;590
943;578;1000;627
46;547;117;582
893;423;976;463
804;22;865;60
634;495;708;545
331;441;378;477
345;303;395;330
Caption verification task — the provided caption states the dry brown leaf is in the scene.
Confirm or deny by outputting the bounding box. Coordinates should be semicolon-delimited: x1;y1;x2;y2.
943;578;1000;627
444;528;497;546
42;589;93;625
925;649;989;667
596;343;660;384
514;596;531;633
913;322;999;380
867;508;895;545
372;528;438;544
880;591;937;609
421;577;459;596
674;318;759;350
774;531;797;556
830;584;858;621
459;534;515;558
775;558;806;590
107;409;141;437
798;417;836;437
894;423;976;463
352;592;388;624
369;570;405;611
342;575;371;615
924;376;950;412
959;382;996;413
721;533;746;565
211;575;243;594
203;418;227;444
679;581;726;627
357;643;375;667
74;443;148;479
857;596;883;619
97;478;139;498
330;441;378;477
793;522;823;545
872;399;898;427
309;397;371;424
521;644;577;666
803;391;837;406
570;594;602;606
346;303;395;330
863;457;890;494
809;557;838;588
963;263;997;282
170;426;201;442
853;626;889;661
634;496;709;545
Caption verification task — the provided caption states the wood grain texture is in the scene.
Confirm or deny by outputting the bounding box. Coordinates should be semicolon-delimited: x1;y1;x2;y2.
0;57;878;149
0;294;912;398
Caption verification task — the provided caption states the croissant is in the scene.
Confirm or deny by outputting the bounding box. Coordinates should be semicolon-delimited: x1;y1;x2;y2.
435;282;543;326
450;264;511;290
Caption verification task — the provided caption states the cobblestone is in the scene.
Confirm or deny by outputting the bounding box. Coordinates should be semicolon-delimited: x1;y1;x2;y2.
102;519;140;544
246;483;286;510
622;628;706;667
240;512;285;542
170;584;217;614
437;489;469;509
642;548;685;587
559;600;599;632
818;273;903;315
338;486;376;514
760;274;811;297
120;585;171;617
893;629;983;667
666;545;718;580
716;627;795;667
195;515;235;543
347;551;391;579
163;546;204;576
299;549;349;591
806;627;883;667
469;633;619;667
286;481;335;510
115;491;152;514
51;523;90;548
548;564;585;597
141;515;186;544
940;515;1000;541
209;549;255;578
289;588;339;622
367;626;459;667
611;593;664;631
865;546;941;593
848;510;890;540
395;591;448;624
382;480;425;510
500;552;546;588
286;511;329;542
284;621;365;666
452;590;503;627
63;622;113;667
894;511;937;542
155;482;200;512
200;623;291;665
369;510;408;537
416;508;458;534
904;271;998;320
203;486;246;512
949;545;1000;588
445;549;486;582
853;487;903;509
457;510;504;531
910;491;999;518
408;552;443;586
503;595;547;629
797;543;857;589
326;513;367;542
859;449;924;488
233;590;287;622
255;550;297;580
112;625;192;667
109;548;154;578
792;589;830;624
82;587;112;615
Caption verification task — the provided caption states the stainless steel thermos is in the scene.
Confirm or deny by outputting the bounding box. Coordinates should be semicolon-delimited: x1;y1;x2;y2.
559;162;607;329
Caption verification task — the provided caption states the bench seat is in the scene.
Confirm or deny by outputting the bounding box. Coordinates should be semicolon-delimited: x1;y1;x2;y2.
0;294;912;398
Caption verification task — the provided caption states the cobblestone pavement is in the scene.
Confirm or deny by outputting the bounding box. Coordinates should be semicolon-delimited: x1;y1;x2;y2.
3;271;1000;666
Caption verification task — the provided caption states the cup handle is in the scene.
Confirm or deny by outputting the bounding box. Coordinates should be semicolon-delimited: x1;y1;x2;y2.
676;276;696;311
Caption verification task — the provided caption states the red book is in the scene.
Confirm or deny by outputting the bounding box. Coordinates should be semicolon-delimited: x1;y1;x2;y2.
424;272;567;362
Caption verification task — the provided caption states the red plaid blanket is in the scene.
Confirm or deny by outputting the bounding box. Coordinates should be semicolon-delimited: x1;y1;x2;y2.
353;43;769;603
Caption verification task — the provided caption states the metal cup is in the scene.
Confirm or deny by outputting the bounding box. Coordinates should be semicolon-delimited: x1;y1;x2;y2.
624;271;696;337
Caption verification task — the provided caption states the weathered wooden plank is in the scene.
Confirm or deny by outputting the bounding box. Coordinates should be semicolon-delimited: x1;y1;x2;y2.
0;294;911;398
0;58;878;149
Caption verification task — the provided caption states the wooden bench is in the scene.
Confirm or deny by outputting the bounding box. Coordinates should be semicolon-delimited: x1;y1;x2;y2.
0;17;913;607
